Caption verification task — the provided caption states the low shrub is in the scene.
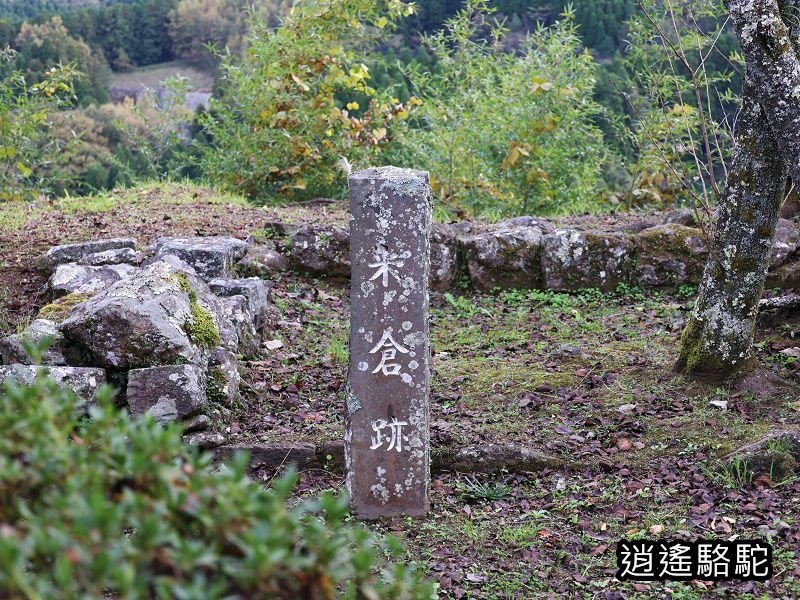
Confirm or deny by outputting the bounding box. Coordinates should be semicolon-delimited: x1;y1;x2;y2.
0;360;434;598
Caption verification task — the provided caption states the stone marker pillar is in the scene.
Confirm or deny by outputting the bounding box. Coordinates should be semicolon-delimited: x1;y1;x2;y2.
346;166;432;519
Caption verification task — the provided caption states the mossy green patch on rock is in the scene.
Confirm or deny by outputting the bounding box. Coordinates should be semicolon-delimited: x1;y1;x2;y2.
37;293;94;323
185;301;220;349
173;273;221;349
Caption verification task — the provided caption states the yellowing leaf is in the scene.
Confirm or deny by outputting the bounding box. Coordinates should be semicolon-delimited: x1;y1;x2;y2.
346;102;360;111
529;77;554;94
372;127;387;141
376;16;389;28
16;162;32;178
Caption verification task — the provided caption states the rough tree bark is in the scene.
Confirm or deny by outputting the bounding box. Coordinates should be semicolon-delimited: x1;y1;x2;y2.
677;0;800;378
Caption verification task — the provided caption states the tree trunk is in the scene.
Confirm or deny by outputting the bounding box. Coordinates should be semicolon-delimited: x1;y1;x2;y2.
677;82;787;376
677;0;800;378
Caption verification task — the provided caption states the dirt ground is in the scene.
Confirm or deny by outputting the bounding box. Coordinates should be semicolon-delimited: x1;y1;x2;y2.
2;184;799;598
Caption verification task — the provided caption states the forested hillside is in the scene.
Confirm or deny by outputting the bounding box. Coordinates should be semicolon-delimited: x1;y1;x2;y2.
0;0;740;218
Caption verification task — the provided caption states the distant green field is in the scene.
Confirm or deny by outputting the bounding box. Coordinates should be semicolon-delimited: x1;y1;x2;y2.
110;60;214;92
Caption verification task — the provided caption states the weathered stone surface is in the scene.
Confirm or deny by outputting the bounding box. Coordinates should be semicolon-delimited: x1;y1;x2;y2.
634;224;708;288
78;247;139;267
498;216;555;233
347;166;431;519
49;263;137;298
770;218;800;269
290;225;351;277
433;444;566;474
214;442;318;471
126;364;207;424
207;347;240;406
46;238;137;269
60;259;224;369
217;295;259;356
0;364;106;412
183;414;211;433
183;432;226;449
0;319;73;366
429;224;461;291
153;236;248;280
766;261;800;289
461;225;544;292
209;278;271;327
235;243;289;277
541;229;634;291
663;208;698;227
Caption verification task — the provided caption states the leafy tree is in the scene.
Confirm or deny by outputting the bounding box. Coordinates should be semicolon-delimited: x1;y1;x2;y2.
392;1;612;217
677;0;800;380
13;16;109;104
0;46;78;201
201;0;417;203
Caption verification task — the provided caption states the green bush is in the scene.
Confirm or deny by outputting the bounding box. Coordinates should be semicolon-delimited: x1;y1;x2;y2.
0;47;78;201
201;0;417;203
0;365;434;598
390;1;613;218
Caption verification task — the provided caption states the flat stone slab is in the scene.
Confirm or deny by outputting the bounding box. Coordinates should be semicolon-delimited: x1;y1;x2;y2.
214;442;318;471
78;247;139;267
153;236;248;280
235;243;289;277
45;238;137;269
127;364;207;424
0;364;106;413
290;225;351;277
433;444;567;474
634;224;708;288
0;319;72;366
49;263;137;297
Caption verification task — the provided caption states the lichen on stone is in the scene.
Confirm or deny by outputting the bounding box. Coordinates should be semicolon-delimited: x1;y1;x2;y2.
37;292;94;323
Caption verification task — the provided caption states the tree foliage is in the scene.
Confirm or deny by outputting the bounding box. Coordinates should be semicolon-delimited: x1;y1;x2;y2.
0;47;78;201
201;0;417;202
391;1;611;217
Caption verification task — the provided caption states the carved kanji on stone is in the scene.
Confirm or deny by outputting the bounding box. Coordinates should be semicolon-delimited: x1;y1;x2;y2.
346;166;432;519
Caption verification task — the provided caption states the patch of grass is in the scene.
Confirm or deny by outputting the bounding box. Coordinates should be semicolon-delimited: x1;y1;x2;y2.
456;476;512;503
110;60;214;91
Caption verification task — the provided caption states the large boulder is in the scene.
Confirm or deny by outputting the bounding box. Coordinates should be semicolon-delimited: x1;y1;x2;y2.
59;259;225;369
0;364;106;413
429;224;461;291
461;225;545;291
45;238;137;270
634;224;708;288
153;236;248;280
0;319;75;366
48;263;137;298
126;364;207;424
541;229;635;291
289;225;351;278
771;218;800;269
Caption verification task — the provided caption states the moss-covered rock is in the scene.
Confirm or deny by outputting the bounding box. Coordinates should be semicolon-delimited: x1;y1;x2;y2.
634;224;708;289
